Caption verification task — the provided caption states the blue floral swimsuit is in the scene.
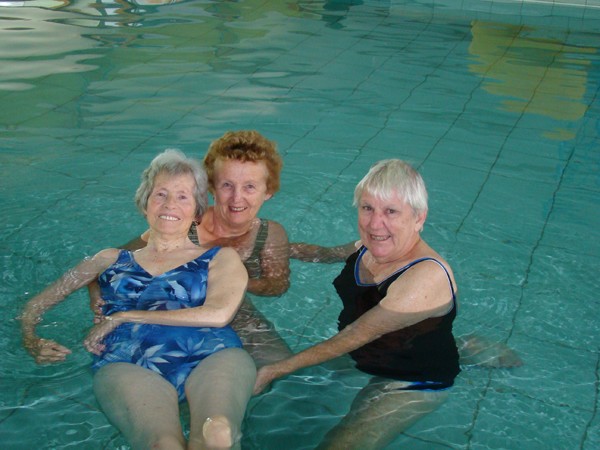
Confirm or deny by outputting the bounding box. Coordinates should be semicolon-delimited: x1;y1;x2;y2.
92;247;242;401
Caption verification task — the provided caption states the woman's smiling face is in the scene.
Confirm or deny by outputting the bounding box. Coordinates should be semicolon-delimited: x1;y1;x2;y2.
357;190;425;263
212;158;272;228
145;171;197;235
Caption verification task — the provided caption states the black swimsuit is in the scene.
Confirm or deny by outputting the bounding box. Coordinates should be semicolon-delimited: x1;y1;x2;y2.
334;247;460;389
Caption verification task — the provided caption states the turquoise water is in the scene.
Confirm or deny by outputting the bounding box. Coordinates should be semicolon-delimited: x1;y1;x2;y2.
1;0;599;448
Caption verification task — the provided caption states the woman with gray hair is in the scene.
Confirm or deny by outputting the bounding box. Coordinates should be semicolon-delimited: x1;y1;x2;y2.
254;159;460;450
21;149;255;450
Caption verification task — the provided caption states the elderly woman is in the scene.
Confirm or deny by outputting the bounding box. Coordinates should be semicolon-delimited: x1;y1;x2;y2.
254;159;460;450
198;130;290;296
21;149;255;450
200;130;293;365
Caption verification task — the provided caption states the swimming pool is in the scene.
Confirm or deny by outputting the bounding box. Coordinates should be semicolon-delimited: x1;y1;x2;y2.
1;0;599;448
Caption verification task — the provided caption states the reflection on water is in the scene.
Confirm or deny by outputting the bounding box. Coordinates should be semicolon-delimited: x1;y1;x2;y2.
0;0;356;130
0;0;307;128
0;0;309;88
298;0;364;29
0;0;201;91
0;6;103;90
0;0;372;92
468;20;596;139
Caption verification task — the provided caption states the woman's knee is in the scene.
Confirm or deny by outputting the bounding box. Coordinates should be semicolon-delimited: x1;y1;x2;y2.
198;415;236;449
186;349;255;449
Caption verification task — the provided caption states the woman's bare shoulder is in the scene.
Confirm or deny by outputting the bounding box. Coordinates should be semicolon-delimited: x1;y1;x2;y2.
95;247;121;257
263;219;289;242
80;248;121;274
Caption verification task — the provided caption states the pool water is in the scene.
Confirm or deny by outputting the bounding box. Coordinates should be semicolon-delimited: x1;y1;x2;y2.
1;0;599;449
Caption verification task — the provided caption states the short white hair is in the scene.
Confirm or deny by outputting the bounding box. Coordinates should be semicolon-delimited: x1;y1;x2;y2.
353;159;428;214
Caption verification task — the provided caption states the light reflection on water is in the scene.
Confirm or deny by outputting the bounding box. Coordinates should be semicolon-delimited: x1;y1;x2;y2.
1;1;599;449
0;6;102;90
468;20;594;141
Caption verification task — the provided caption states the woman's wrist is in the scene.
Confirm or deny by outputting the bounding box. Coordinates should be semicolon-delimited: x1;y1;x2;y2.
22;334;41;352
273;358;296;377
105;312;126;324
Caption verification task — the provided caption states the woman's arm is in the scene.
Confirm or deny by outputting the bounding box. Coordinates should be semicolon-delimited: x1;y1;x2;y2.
248;221;290;296
253;303;429;393
289;240;359;263
254;260;455;393
21;249;119;364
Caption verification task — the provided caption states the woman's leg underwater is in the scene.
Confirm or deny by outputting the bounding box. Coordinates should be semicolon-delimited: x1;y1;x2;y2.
317;378;449;450
232;298;292;368
93;363;185;450
185;348;257;450
457;333;523;368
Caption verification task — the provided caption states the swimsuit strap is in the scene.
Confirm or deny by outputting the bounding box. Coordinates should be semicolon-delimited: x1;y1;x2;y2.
247;219;268;265
188;222;200;245
354;247;456;301
188;219;267;253
400;257;456;301
187;218;267;279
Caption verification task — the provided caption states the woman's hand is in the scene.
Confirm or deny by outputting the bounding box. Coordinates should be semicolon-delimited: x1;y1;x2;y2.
253;363;285;395
83;316;121;355
23;336;72;364
19;250;119;363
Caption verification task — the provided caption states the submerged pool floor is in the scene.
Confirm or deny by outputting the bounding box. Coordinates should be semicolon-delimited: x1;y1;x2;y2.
1;1;599;449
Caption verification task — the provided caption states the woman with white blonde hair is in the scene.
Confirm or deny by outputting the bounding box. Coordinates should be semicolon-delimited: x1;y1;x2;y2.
255;159;460;449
